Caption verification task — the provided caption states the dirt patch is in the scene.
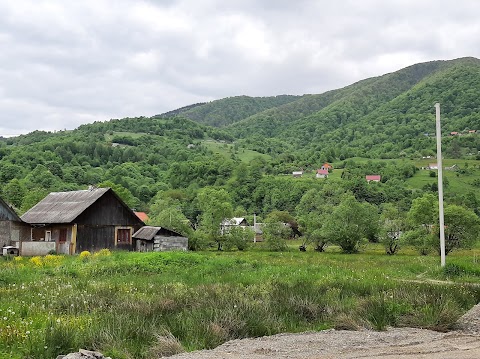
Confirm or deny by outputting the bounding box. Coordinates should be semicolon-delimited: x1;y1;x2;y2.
170;304;480;359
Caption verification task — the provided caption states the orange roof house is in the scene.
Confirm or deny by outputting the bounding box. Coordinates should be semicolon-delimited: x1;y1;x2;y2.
134;212;149;222
321;163;333;170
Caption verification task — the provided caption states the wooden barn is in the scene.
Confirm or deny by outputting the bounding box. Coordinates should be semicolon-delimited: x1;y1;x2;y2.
133;226;188;252
0;197;30;251
21;187;144;255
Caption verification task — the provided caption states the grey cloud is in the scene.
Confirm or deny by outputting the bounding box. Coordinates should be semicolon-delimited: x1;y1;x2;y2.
0;0;479;136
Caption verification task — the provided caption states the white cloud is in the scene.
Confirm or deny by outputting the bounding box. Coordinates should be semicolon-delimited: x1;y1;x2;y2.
0;0;479;136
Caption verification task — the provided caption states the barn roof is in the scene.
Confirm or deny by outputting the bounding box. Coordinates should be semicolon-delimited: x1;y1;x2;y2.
133;226;184;240
21;187;112;224
0;196;22;222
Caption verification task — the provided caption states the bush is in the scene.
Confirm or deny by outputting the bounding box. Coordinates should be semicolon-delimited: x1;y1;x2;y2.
263;222;289;251
79;251;91;261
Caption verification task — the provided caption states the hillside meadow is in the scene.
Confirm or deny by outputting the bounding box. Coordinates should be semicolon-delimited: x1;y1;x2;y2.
1;245;480;359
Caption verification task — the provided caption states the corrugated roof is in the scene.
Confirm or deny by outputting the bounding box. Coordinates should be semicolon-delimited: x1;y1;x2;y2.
133;226;159;240
133;226;183;240
21;187;110;224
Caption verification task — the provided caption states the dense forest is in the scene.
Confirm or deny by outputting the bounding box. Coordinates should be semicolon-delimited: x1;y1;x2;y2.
1;57;479;253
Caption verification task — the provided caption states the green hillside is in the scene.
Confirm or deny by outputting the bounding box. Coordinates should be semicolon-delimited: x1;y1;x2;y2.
165;95;300;127
0;57;479;230
229;57;480;161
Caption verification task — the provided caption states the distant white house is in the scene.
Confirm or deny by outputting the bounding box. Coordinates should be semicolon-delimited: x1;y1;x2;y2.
316;169;329;178
428;163;438;170
220;217;249;235
292;171;303;177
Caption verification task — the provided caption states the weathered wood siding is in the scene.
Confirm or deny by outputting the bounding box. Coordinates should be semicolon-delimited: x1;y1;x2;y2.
74;191;143;253
153;236;188;251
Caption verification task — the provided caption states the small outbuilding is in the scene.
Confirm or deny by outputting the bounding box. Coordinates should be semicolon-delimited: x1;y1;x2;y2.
0;197;30;251
133;226;188;252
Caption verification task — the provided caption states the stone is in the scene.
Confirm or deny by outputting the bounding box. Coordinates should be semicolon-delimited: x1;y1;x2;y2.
56;349;112;359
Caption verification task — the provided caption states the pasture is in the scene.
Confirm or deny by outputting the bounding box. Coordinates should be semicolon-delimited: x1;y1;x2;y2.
1;246;479;359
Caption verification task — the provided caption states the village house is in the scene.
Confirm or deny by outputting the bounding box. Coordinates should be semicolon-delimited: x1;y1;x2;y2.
0;197;30;255
20;187;144;255
316;169;329;178
428;163;439;170
292;171;303;177
134;211;149;222
133;226;188;252
321;163;333;171
220;217;249;235
365;175;381;183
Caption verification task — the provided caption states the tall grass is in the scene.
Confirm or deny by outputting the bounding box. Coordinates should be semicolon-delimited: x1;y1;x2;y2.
0;249;479;358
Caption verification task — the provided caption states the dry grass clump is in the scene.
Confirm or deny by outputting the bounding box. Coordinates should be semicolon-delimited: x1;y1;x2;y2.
147;332;185;358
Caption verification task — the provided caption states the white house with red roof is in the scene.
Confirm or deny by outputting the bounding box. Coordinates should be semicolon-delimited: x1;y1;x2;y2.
316;169;329;178
365;175;381;183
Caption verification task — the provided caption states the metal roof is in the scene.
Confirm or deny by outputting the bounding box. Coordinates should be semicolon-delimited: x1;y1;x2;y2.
132;226;183;240
21;187;110;224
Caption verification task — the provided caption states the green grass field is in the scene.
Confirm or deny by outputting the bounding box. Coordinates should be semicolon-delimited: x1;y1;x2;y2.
1;246;480;359
202;140;272;163
104;131;148;142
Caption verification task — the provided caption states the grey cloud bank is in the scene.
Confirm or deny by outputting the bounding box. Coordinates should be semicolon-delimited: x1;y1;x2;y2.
0;0;479;136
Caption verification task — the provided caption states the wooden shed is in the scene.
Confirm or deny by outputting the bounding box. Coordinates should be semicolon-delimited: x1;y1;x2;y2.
0;197;30;251
133;226;188;252
21;187;144;255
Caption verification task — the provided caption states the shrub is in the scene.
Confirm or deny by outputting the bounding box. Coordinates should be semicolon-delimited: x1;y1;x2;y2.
29;256;43;267
94;248;112;257
79;251;91;261
263;222;289;251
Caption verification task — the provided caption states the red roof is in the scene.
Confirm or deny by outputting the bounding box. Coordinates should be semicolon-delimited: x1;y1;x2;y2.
134;212;149;222
317;169;329;175
365;175;381;181
322;163;333;169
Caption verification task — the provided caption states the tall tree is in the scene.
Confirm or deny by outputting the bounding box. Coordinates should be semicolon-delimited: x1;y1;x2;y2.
323;194;378;253
197;187;233;250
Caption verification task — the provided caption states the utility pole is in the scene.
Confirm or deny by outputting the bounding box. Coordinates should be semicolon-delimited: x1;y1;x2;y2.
253;213;257;243
435;103;446;267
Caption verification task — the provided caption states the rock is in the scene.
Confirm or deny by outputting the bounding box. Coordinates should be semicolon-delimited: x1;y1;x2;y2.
56;349;112;359
455;303;480;334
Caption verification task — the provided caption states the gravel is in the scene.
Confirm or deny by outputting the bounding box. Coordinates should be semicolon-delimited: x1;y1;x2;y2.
169;304;480;359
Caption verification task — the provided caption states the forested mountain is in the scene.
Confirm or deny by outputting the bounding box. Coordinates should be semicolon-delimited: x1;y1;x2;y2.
164;95;300;127
0;57;479;232
227;57;480;161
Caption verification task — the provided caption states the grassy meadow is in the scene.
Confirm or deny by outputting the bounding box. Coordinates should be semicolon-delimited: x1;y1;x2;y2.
1;245;480;359
202;140;272;163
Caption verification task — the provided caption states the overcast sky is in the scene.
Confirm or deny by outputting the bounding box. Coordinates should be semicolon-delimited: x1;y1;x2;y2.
0;0;479;136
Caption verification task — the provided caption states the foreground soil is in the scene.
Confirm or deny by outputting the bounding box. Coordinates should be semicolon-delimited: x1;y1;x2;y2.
170;328;480;359
170;304;480;359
